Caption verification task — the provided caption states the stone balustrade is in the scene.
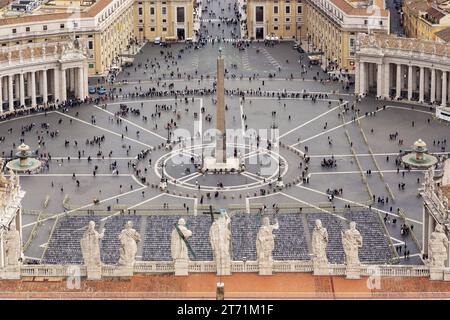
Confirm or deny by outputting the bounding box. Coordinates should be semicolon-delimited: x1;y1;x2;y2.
10;261;442;280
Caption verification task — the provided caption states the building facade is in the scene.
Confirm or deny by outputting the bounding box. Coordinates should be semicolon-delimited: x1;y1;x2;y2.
0;0;195;77
355;33;450;121
246;0;304;40
134;0;195;42
303;0;389;71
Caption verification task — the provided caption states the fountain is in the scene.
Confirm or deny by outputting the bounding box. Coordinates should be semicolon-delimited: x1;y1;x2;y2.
6;143;42;173
401;139;438;168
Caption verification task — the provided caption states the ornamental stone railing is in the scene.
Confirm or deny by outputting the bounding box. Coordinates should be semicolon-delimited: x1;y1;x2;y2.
12;261;442;280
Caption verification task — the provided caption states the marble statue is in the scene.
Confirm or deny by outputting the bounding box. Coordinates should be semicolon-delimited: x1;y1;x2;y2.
171;218;192;261
80;221;104;267
429;224;448;268
4;228;21;266
342;221;363;266
118;221;141;266
256;217;279;264
312;219;329;265
209;209;231;274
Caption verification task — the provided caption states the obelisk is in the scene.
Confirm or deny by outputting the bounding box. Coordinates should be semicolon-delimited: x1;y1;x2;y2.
216;48;226;163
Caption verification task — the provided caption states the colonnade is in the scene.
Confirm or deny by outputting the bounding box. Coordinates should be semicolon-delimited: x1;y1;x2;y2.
0;66;87;114
355;60;449;106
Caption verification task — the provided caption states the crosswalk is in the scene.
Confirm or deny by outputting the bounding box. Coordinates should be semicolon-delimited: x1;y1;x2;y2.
191;54;199;68
241;49;251;71
204;38;241;43
200;18;221;23
260;47;282;69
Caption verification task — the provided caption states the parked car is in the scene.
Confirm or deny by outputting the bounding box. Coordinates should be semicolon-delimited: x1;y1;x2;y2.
88;86;97;94
97;87;107;95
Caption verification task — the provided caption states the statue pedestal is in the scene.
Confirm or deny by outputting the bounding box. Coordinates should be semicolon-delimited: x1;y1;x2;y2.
345;266;361;279
117;265;134;277
86;266;102;280
430;267;444;281
216;263;231;276
3;266;21;279
313;263;330;276
258;262;273;276
174;260;189;276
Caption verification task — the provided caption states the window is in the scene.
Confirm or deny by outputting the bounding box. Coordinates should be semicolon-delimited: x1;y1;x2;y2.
88;41;93;49
60;24;65;29
286;25;290;30
379;20;383;25
162;7;167;15
274;6;278;14
286;5;290;14
162;27;167;32
138;7;142;15
177;7;185;22
162;19;167;23
286;17;290;22
274;17;278;22
139;27;143;32
297;5;302;14
89;63;94;68
150;7;155;14
150;27;155;31
274;26;279;30
43;25;47;31
255;6;264;22
364;20;367;24
12;28;16;33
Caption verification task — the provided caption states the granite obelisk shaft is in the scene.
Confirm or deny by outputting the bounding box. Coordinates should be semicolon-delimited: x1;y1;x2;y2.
216;54;226;163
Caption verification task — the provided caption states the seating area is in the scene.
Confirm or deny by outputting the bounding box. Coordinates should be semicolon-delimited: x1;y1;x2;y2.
43;211;393;265
305;212;393;264
231;213;310;261
142;215;213;261
101;216;142;264
44;216;101;264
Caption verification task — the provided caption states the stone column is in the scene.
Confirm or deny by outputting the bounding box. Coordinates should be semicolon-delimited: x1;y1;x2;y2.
408;65;413;100
60;69;67;102
396;64;401;98
442;71;447;107
8;75;14;112
53;69;60;103
384;63;390;97
83;64;89;99
354;61;360;94
78;67;85;100
419;67;425;102
377;63;383;98
30;71;36;108
436;70;442;103
69;68;75;95
19;73;25;107
360;62;366;95
42;70;48;105
0;76;3;114
0;232;4;269
431;68;436;102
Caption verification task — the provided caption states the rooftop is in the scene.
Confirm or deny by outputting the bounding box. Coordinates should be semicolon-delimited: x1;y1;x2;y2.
330;0;389;16
0;274;449;299
435;26;450;41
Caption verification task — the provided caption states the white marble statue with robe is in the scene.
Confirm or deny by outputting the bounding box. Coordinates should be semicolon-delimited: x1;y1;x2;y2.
171;218;192;262
342;221;363;266
118;221;141;266
80;221;104;267
312;219;329;265
209;209;231;274
256;217;279;264
429;224;448;268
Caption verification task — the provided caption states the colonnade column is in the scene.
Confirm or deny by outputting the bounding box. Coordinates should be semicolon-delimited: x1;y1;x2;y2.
354;61;360;94
384;63;390;97
408;65;413;100
19;73;25;107
42;70;48;105
442;71;447;107
377;63;383;97
431;68;436;103
396;64;401;98
419;67;424;102
30;71;36;108
54;69;60;103
8;75;14;111
60;69;67;102
78;67;85;100
360;62;366;95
